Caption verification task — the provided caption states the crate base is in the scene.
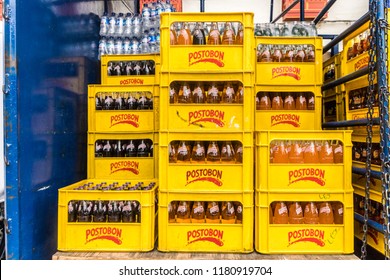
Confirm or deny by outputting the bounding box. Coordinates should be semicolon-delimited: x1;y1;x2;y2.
52;249;359;260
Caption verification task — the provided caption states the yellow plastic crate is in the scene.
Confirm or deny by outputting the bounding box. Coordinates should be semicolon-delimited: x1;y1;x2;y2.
160;12;255;73
87;132;158;180
158;131;253;192
255;85;322;131
88;84;159;133
323;92;338;123
255;36;323;86
160;72;254;132
57;179;157;251
354;222;385;256
323;53;344;96
158;190;254;253
101;54;160;85
255;130;353;192
255;190;354;254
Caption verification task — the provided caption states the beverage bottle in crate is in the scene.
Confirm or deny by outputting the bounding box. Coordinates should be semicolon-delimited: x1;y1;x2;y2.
127;92;138;110
207;83;220;104
222;82;236;104
273;202;288;224
177;141;191;162
235;142;243;163
114;93;126;110
176;201;190;223
206;201;220;223
283;45;294;62
207;141;220;163
235;23;244;45
169;85;178;104
289;202;304;224
93;200;107;222
137;139;150;157
103;140;113;157
272;141;288;163
125;140;138;157
272;45;283;62
303;140;319;163
306;45;315;62
191;201;205;223
137;92;149;110
192;22;206;45
372;143;381;165
221;201;236;223
236;85;244;104
107;201;121;222
257;92;271;110
95;140;104;157
303;202;319;224
114;140;125;157
288;141;304;163
235;202;243;224
333;202;344;224
319;140;334;163
208;22;221;45
122;201;136;223
191;141;206;163
294;45;306;62
295;92;307;110
280;22;291;36
168;201;177;223
283;92;295;110
178;82;192;103
332;141;344;164
96;92;103;110
221;141;235;163
307;93;315;110
67;201;78;222
169;142;178;163
259;46;272;62
170;23;178;45
192;82;206;103
78;200;93;222
222;22;235;45
103;93;115;110
271;92;283;110
177;22;192;45
319;202;334;224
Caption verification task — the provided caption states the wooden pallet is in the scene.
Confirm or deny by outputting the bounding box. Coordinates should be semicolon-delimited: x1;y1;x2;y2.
52;250;359;260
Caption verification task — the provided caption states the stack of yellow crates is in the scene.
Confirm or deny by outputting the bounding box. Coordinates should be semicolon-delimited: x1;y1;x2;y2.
341;19;386;256
157;12;255;253
56;54;160;252
254;33;354;254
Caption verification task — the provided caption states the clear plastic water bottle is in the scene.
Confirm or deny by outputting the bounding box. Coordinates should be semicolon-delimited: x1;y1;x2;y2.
99;12;108;36
123;13;133;37
107;36;115;55
130;37;140;54
115;12;124;37
142;3;151;19
123;37;131;54
133;14;143;39
140;31;151;54
114;37;123;54
108;12;117;37
164;0;173;12
98;36;107;59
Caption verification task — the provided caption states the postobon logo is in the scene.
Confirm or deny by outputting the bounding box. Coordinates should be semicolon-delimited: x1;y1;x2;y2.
288;229;325;247
110;161;140;175
110;114;140;128
288;168;326;186
188;110;225;127
86;226;123;245
188;50;225;67
119;78;144;85
271;114;300;127
272;66;301;80
354;56;369;71
186;169;223;186
187;228;224;246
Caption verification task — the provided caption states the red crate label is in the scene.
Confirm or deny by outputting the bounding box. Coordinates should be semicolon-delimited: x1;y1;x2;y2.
110;160;140;175
110;113;141;128
186;168;224;187
271;113;301;128
188;50;225;67
272;66;301;80
288;228;326;247
187;228;225;246
188;109;226;127
85;226;123;245
288;168;326;186
354;56;369;71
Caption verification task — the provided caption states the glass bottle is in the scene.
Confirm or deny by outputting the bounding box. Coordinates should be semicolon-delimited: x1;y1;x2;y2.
222;82;236;103
96;93;103;110
318;202;334;224
221;201;236;224
303;140;320;164
288;202;304;224
260;45;272;62
206;201;220;223
272;45;283;62
208;22;221;45
207;83;220;104
272;140;289;163
127;92;138;110
192;82;206;103
288;141;304;164
191;201;205;223
306;45;315;62
258;92;271;110
168;142;177;163
178;82;192;104
78;200;93;222
191;141;206;163
283;45;294;62
294;45;306;62
235;142;243;163
177;22;192;45
271;92;283;110
125;140;137;157
192;22;206;45
303;202;319;224
235;85;244;104
319;140;334;163
177;141;191;162
222;22;236;45
207;141;221;163
235;202;243;224
176;201;190;223
221;141;235;163
307;93;315;110
121;201;135;223
168;201;176;223
103;140;113;157
333;202;344;224
169;85;178;104
295;92;307;110
332;141;344;164
235;23;244;45
170;23;177;45
273;201;289;224
283;92;295;110
107;201;121;222
137;139;149;157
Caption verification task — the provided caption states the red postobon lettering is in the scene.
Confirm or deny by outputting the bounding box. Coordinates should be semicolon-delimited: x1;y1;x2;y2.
188;110;225;127
119;78;144;85
86;226;123;244
188;50;225;67
186;169;223;186
110;161;140;175
288;229;325;247
187;228;224;246
272;66;301;80
354;56;369;71
271;114;300;127
288;168;326;186
110;114;140;128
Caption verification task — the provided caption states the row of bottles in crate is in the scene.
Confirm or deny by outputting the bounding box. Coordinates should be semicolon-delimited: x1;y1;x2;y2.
256;91;315;110
95;139;153;158
269;140;344;164
169;140;243;164
256;44;315;63
346;30;370;61
254;22;317;37
349;84;379;110
72;181;156;191
352;141;381;165
270;201;344;225
354;193;385;225
106;60;156;76
95;91;154;110
168;201;243;224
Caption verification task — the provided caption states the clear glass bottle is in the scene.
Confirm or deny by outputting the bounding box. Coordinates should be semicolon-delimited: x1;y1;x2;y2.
207;141;221;163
